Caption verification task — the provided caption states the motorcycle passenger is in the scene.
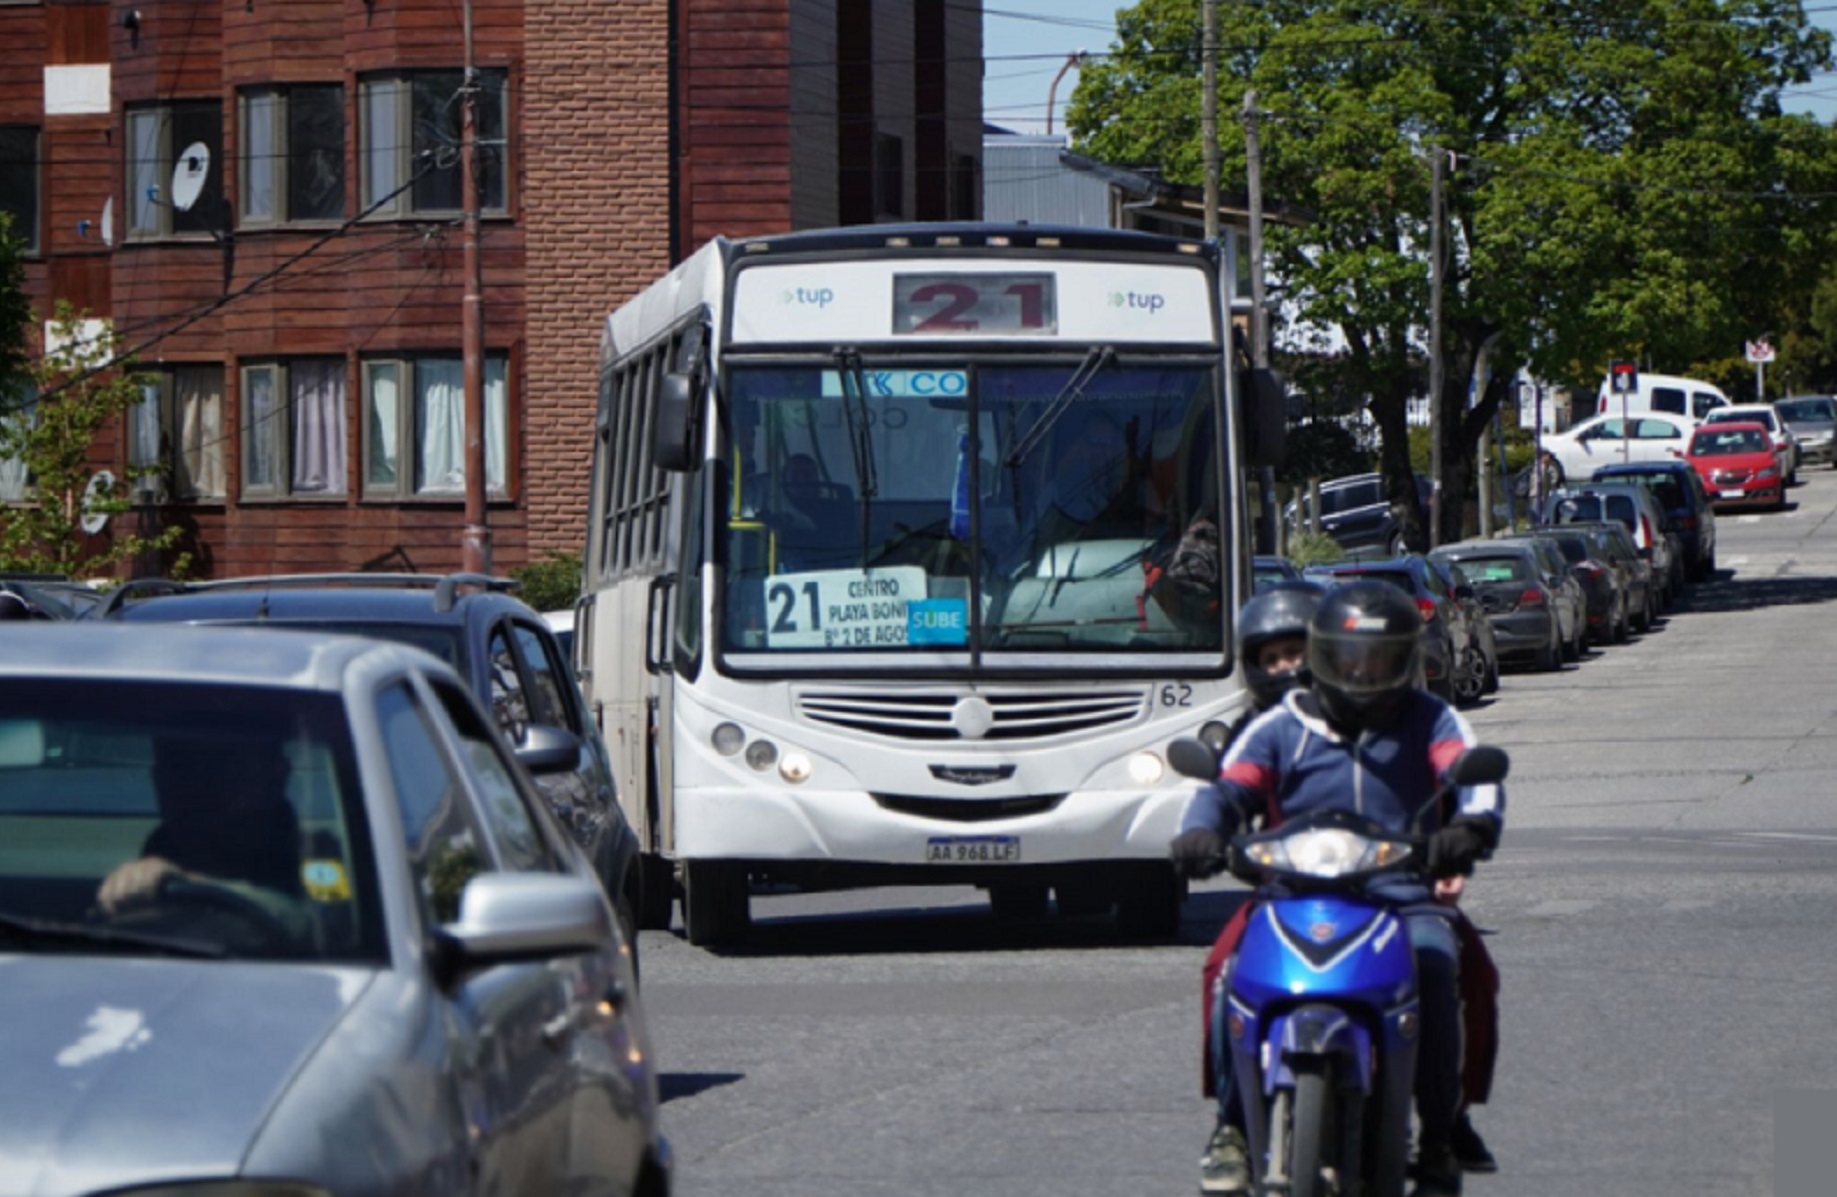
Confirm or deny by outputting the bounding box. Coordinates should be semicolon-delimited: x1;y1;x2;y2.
1172;579;1505;1197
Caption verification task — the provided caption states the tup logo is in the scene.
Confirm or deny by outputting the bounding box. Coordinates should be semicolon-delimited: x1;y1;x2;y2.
782;286;836;308
1108;290;1167;314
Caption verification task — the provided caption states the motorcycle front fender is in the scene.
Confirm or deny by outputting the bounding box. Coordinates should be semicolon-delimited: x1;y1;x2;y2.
1261;1003;1375;1095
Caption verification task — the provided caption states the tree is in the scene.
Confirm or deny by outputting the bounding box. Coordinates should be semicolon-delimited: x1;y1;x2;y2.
0;305;191;578
0;212;29;404
1070;0;1837;543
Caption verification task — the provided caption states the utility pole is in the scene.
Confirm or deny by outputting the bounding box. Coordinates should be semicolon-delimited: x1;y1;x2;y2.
1244;89;1277;554
1427;144;1444;550
1201;0;1219;242
460;0;492;575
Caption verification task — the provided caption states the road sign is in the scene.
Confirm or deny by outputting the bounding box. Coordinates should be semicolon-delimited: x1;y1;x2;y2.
1746;338;1775;364
1609;360;1638;394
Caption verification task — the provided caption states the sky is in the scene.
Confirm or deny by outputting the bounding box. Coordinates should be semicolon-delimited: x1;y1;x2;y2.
981;2;1837;134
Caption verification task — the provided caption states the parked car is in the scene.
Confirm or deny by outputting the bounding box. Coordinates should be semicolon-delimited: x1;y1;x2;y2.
1283;472;1432;556
1773;396;1837;469
1498;527;1632;645
0;624;671;1197
1538;482;1681;608
1683;421;1786;511
0;572;100;619
1553;520;1659;633
1593;370;1732;421
1703;404;1799;484
1309;554;1499;704
95;572;648;957
1432;540;1583;671
1542;412;1696;486
1253;554;1304;592
1590;459;1718;582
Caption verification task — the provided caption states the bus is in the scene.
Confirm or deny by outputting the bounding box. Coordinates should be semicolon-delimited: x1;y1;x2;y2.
579;224;1284;946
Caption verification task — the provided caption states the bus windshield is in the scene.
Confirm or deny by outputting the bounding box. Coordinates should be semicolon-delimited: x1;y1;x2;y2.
721;359;1223;663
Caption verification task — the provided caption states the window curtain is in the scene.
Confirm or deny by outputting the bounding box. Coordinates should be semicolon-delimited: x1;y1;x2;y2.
129;381;163;498
0;386;33;501
245;367;279;490
416;359;507;493
175;367;224;499
290;359;346;494
367;363;399;487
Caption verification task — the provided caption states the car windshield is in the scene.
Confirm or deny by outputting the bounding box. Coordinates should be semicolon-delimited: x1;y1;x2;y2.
212;619;463;666
1446;555;1528;584
0;681;384;963
1776;399;1833;423
1693;429;1767;456
1709;410;1774;432
721;360;1224;663
1604;472;1684;509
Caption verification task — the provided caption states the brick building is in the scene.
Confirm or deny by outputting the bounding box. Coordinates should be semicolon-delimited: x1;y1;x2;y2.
0;0;982;578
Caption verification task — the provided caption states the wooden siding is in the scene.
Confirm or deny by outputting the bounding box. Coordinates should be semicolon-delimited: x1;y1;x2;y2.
681;0;793;247
0;9;47;120
112;1;222;103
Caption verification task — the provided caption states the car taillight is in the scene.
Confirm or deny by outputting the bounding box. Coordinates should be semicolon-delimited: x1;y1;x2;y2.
1575;561;1603;577
1416;597;1437;623
1518;588;1548;608
1678;514;1698;530
1640;514;1654;548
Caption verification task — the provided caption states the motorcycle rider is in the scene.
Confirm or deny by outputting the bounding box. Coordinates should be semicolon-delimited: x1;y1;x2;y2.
1173;579;1505;1197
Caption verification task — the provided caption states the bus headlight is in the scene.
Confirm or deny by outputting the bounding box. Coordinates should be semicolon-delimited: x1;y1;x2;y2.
1198;721;1232;753
744;740;779;771
1128;751;1165;784
712;722;746;756
779;751;814;784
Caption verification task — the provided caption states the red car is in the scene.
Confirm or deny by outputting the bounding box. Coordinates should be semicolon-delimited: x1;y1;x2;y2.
1683;421;1784;509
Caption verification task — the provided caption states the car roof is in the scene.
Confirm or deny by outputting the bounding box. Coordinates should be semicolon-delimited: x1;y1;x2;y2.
0;622;432;689
1691;420;1769;435
101;573;534;627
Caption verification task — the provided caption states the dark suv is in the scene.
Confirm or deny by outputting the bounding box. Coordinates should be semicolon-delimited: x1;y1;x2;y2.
1286;472;1433;556
1308;554;1499;704
95;572;644;961
1590;460;1717;582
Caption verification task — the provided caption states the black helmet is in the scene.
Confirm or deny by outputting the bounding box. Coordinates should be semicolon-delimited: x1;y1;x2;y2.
1307;579;1422;733
1238;581;1325;708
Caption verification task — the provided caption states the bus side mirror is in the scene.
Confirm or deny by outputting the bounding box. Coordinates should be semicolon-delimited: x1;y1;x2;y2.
653;372;699;473
1240;367;1287;469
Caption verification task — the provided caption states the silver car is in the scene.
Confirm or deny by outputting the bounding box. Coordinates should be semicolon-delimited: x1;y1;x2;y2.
1775;396;1837;468
0;625;670;1197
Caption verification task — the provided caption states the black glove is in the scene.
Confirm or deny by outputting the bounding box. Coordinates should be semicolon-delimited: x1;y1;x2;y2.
1426;818;1495;879
1170;828;1229;879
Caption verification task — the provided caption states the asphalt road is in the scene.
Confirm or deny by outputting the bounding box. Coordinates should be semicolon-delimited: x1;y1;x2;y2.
639;470;1837;1197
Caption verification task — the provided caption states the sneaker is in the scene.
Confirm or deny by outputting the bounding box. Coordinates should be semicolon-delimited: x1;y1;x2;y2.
1409;1141;1463;1197
1451;1111;1497;1173
1198;1123;1251;1195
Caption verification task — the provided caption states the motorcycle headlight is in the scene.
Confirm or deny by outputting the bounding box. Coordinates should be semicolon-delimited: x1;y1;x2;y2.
1245;828;1413;878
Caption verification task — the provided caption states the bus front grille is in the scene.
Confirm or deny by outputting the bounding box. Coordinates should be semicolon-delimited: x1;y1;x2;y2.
871;793;1067;822
797;690;1147;741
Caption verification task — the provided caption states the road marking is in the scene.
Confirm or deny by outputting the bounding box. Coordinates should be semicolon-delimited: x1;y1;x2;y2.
1727;556;1749;566
1660;898;1715;912
1737;831;1837;844
1737;516;1762;524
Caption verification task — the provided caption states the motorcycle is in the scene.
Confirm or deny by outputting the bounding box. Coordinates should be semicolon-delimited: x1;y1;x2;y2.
1170;739;1509;1197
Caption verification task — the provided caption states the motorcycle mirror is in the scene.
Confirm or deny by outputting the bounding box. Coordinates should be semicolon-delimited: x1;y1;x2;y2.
1167;737;1219;782
1447;744;1510;787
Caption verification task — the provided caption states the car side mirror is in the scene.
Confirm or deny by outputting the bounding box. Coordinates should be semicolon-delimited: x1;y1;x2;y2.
516;723;580;774
431;874;614;989
652;372;700;473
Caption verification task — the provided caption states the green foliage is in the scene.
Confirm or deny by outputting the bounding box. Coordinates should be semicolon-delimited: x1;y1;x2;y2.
0;306;190;577
0;213;27;402
1070;0;1837;536
1278;419;1372;487
1284;529;1345;567
510;551;582;613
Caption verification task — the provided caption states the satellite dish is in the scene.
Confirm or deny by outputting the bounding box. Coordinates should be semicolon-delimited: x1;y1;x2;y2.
80;470;115;536
100;196;114;246
171;143;211;212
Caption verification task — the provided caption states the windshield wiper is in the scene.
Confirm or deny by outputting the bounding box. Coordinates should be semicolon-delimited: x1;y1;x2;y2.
833;349;880;567
0;911;228;959
1004;345;1116;468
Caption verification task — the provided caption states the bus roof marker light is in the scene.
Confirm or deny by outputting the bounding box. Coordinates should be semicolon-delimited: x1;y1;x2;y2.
936;235;962;247
1036;236;1061;248
744;740;779;772
886;236;911;248
988;235;1011;247
712;722;746;756
1178;242;1201;254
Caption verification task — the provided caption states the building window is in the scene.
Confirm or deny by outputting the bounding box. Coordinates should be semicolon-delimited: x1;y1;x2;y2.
359;72;507;217
362;355;508;497
0;385;34;501
129;366;226;503
240;85;345;225
0;127;40;254
126;102;224;238
241;358;348;499
875;132;904;219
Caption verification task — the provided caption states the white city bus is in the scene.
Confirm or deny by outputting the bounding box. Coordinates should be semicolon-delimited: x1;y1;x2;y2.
579;224;1284;946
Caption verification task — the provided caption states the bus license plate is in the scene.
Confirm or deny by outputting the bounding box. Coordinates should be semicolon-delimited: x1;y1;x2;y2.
926;836;1021;864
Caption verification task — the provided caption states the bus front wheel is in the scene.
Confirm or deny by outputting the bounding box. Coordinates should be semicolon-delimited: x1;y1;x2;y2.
683;860;751;947
1115;863;1183;940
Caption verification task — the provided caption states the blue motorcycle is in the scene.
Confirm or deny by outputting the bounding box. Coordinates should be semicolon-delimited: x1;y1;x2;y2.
1175;742;1508;1197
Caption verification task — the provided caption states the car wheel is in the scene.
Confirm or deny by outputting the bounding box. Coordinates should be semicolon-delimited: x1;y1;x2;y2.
1614;598;1630;643
1484;652;1501;695
1387;531;1405;557
1453;649;1486;705
1533;625;1560;672
637;852;675;931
